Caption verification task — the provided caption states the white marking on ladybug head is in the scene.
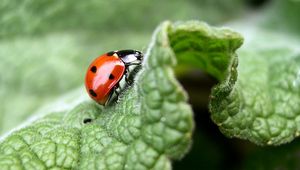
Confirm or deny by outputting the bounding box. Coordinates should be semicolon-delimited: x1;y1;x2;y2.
120;54;139;64
113;53;119;58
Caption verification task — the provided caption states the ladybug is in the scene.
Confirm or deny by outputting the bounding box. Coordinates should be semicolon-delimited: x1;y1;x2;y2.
85;50;143;105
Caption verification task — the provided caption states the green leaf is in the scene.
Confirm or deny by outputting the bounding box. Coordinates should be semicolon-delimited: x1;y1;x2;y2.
0;0;243;136
0;31;149;135
0;21;243;169
209;26;300;145
0;0;242;38
264;0;300;36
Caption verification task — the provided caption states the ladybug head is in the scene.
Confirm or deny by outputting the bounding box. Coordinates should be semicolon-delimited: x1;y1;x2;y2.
134;50;143;61
117;50;143;65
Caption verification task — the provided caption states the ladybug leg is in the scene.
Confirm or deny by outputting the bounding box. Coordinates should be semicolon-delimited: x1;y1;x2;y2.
124;63;142;86
106;83;121;106
105;90;114;106
114;83;120;96
124;68;131;85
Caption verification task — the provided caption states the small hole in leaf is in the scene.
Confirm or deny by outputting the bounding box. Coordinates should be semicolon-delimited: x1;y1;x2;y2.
83;118;93;124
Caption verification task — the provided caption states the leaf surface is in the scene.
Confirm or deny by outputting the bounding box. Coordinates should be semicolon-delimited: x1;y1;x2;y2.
210;26;300;145
0;21;243;169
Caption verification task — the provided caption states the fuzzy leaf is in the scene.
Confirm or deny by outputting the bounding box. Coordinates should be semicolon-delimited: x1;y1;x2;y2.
209;26;300;145
0;22;241;169
0;21;243;169
0;0;242;136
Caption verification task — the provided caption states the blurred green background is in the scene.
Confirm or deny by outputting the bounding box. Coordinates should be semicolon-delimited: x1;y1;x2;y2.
1;0;300;169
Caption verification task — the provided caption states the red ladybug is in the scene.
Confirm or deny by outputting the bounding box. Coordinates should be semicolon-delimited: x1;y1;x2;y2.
85;50;143;105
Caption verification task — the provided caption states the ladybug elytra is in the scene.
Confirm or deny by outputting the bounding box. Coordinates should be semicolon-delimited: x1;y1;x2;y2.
85;50;143;105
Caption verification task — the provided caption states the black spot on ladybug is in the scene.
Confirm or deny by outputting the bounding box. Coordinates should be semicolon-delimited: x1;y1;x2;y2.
90;66;97;73
109;74;115;80
107;51;114;56
89;89;97;97
83;118;92;124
